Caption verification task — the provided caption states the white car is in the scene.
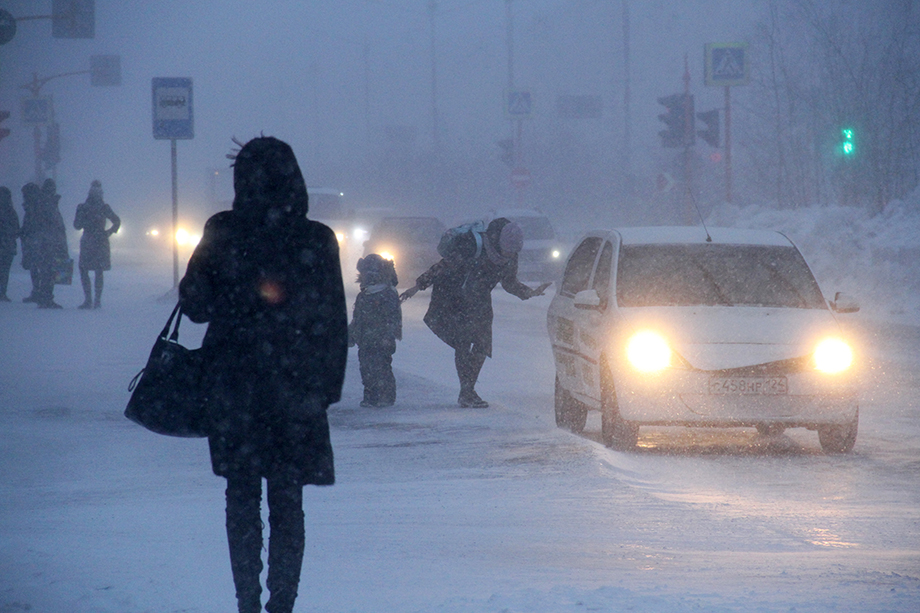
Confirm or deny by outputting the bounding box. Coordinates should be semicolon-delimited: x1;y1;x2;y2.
546;226;860;453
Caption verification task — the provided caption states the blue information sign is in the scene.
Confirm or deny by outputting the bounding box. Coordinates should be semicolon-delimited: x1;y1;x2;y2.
152;77;193;139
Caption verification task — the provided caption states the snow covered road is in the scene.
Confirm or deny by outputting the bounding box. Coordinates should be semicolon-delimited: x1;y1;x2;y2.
1;264;918;612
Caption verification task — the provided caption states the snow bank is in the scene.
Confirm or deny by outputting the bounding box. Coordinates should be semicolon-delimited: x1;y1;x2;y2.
706;193;920;325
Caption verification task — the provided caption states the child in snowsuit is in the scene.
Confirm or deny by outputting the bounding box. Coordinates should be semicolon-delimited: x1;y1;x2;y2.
349;254;401;407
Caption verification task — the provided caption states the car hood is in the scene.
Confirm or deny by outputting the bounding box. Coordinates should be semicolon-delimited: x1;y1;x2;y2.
618;306;841;370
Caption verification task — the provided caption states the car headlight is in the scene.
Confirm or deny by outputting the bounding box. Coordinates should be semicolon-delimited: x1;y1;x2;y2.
813;337;853;373
551;249;561;259
335;232;346;243
626;330;672;373
379;250;396;262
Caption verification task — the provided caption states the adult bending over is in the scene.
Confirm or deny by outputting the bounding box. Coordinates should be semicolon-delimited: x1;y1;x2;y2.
400;217;549;407
178;136;347;613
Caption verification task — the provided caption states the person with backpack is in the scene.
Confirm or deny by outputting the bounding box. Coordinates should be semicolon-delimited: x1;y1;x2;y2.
400;217;550;408
348;253;402;407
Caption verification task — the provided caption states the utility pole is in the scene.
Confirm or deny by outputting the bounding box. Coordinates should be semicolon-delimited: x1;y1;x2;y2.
622;0;633;197
428;1;440;153
683;54;694;224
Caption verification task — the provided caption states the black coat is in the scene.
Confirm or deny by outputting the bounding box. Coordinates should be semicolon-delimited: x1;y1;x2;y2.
74;197;120;271
416;227;534;356
349;284;402;351
0;193;18;257
20;191;67;271
179;210;348;485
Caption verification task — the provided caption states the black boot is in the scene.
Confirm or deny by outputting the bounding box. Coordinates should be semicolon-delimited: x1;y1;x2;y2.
265;480;305;613
226;477;264;613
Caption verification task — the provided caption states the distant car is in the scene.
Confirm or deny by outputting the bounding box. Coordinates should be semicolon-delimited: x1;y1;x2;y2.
362;216;446;285
487;209;565;282
546;226;860;453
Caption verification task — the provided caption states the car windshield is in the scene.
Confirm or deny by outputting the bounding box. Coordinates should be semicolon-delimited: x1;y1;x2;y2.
508;216;555;240
616;244;826;309
374;218;444;243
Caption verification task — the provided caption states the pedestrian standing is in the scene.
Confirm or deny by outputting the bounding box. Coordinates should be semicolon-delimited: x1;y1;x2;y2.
18;183;39;302
349;253;401;407
74;180;120;309
400;217;550;407
178;136;347;613
21;181;68;309
0;187;20;301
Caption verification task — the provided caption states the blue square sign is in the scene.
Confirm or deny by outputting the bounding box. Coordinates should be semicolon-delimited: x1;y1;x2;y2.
705;43;749;87
152;77;193;139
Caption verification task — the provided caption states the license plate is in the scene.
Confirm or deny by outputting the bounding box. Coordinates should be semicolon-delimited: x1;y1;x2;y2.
709;376;788;395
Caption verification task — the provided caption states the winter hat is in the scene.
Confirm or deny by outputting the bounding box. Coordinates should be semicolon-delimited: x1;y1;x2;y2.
484;217;524;265
357;253;387;275
498;221;524;256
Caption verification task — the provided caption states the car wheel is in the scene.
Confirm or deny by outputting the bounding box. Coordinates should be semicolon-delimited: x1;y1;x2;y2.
818;410;858;454
755;423;786;436
600;358;638;451
554;376;587;433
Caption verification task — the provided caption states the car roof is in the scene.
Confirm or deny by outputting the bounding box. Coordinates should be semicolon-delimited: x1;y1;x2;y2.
601;226;794;248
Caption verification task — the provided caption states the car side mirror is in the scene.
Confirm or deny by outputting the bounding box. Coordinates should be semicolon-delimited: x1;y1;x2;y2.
831;292;860;313
573;289;601;309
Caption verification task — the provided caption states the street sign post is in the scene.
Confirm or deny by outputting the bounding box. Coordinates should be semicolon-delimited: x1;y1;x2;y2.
504;89;532;119
152;77;194;287
705;43;749;204
21;97;53;125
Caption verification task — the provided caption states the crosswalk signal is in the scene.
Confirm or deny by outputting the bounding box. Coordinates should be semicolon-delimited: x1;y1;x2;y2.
657;94;694;148
0;110;9;143
696;109;720;148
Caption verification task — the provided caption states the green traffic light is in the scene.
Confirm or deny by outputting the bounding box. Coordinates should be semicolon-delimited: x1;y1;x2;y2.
840;127;855;156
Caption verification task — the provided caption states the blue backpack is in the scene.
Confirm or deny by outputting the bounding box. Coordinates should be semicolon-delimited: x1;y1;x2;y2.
437;221;485;259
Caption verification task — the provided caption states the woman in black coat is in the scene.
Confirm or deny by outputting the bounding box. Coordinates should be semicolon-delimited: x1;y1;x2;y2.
0;186;19;301
179;137;347;613
74;180;120;309
401;217;549;407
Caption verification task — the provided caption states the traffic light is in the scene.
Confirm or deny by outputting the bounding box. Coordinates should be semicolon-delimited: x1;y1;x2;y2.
52;0;95;39
657;94;694;148
497;138;514;168
0;110;9;143
696;109;720;148
839;127;856;157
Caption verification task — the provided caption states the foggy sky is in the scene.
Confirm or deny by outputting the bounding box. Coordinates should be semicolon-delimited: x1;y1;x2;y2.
0;0;761;238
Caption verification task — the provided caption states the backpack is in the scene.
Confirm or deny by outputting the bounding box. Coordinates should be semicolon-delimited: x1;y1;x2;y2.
437;220;485;259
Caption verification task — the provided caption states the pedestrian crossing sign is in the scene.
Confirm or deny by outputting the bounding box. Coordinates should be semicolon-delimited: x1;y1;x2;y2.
505;90;533;119
705;43;749;87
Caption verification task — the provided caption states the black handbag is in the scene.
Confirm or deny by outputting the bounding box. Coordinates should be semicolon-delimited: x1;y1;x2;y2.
125;303;210;437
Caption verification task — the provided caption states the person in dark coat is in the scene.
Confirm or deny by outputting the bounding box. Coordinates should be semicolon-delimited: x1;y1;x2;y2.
20;181;69;309
0;187;20;301
400;217;550;407
178;136;347;613
74;180;120;309
18;183;39;302
349;253;401;407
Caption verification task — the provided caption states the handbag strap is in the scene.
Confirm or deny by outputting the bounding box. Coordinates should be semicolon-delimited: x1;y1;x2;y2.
161;303;184;342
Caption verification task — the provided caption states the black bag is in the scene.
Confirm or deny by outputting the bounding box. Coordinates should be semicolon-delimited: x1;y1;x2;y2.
124;303;209;437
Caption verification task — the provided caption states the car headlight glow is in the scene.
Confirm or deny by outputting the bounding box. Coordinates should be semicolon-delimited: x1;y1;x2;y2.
551;249;561;259
626;330;672;373
814;337;853;373
379;250;396;261
335;232;346;243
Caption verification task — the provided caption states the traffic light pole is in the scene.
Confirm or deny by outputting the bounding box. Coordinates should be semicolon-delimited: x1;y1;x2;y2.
724;85;732;204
